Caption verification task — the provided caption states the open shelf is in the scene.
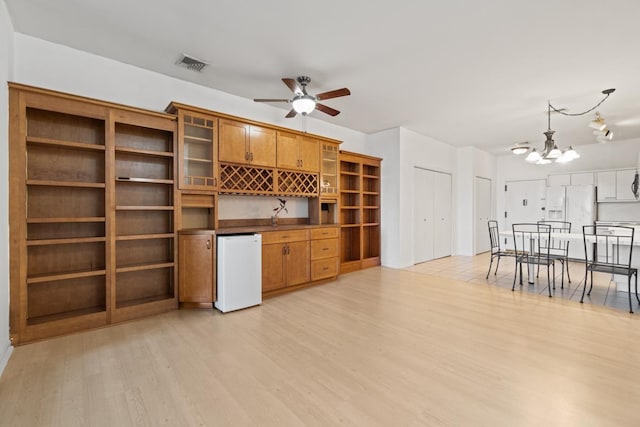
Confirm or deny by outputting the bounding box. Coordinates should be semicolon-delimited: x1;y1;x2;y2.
28;306;106;326
27;236;106;246
115;146;173;158
339;151;381;272
116;267;174;309
27;274;106;325
116;177;173;184
116;262;175;274
27;136;106;152
27;217;105;224
116;233;175;241
27;180;105;188
27;269;106;284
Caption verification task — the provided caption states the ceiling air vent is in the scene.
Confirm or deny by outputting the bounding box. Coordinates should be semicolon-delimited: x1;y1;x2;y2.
176;54;208;72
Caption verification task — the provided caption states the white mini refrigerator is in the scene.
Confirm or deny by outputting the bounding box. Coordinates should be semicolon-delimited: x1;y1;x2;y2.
215;234;262;313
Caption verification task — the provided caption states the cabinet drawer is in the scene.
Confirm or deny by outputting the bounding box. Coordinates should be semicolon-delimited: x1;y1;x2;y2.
311;238;339;260
310;227;339;240
261;229;309;245
311;258;339;281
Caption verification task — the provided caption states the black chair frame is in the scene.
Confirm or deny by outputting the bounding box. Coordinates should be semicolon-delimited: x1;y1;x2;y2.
512;223;555;297
486;220;517;279
537;220;572;288
581;225;639;313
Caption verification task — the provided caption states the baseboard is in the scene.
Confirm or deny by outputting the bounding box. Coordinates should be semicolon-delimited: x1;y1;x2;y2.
0;341;13;379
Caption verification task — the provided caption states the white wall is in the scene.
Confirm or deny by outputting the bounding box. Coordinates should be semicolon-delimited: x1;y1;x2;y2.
218;195;308;220
455;147;497;255
0;0;15;376
369;127;458;268
368;128;401;267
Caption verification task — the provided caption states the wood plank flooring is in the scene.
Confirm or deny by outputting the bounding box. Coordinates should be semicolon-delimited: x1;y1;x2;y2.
1;259;639;426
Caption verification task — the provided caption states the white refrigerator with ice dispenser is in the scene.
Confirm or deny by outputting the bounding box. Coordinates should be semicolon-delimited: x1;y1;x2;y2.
544;185;596;259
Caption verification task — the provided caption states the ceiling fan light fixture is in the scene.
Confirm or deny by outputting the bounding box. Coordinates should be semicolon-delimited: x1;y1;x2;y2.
291;95;316;115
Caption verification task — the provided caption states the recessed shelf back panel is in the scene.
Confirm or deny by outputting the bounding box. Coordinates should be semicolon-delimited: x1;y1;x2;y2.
28;186;105;218
27;242;106;276
27;108;105;145
28;145;105;183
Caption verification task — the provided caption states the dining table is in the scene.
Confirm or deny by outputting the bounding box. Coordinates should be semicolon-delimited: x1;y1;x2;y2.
499;229;640;289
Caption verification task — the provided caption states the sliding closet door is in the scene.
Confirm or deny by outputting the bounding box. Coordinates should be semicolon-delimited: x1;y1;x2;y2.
413;167;435;263
433;171;452;259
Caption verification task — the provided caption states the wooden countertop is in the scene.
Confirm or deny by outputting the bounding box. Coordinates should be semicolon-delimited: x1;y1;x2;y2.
182;224;339;236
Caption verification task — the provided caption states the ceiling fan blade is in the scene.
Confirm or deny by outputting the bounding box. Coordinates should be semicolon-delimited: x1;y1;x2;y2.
285;109;297;118
315;103;340;117
282;78;303;95
315;88;351;101
253;98;289;103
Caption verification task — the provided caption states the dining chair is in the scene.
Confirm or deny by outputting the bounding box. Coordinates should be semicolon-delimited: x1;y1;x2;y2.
537;220;572;288
581;225;639;313
486;220;517;279
512;223;555;297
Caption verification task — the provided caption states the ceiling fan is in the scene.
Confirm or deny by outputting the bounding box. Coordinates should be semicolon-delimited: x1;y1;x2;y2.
254;76;351;118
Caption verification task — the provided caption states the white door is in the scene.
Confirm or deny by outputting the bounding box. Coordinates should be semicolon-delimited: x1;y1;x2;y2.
413;168;434;263
433;171;452;259
504;179;546;249
475;177;492;254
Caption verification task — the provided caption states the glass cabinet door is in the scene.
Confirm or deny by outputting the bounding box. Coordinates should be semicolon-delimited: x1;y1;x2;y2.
180;112;216;190
321;142;339;196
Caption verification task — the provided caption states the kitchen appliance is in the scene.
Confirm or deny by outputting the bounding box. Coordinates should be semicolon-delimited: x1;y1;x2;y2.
216;233;262;313
544;185;596;259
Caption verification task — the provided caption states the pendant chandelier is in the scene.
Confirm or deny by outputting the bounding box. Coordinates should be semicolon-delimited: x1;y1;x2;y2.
511;88;615;165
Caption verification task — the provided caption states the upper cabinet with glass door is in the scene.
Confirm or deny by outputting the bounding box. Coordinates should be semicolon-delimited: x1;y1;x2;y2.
178;110;217;191
321;142;339;197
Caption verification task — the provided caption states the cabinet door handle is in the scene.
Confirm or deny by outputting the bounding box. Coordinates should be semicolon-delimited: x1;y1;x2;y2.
245;152;249;160
214;177;218;187
250;152;254;161
206;240;211;250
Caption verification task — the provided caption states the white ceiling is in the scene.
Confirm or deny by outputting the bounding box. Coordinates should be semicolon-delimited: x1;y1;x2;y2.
6;0;640;153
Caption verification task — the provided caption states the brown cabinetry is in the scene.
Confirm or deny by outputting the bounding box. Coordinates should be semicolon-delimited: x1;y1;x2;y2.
339;151;381;274
310;227;340;280
261;229;310;293
176;108;217;190
276;131;319;173
9;84;178;344
178;230;215;308
219;119;276;167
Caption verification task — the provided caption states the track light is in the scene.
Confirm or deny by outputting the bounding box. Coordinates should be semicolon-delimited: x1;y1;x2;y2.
588;112;606;131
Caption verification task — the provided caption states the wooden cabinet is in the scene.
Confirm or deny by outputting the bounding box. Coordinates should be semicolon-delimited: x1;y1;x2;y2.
276;131;319;173
219;118;276;167
261;229;310;293
339;151;382;273
9;84;178;344
310;227;339;281
175;108;217;191
178;230;215;308
320;142;339;197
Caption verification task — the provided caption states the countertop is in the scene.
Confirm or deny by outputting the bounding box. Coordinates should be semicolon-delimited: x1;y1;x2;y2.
183;224;339;236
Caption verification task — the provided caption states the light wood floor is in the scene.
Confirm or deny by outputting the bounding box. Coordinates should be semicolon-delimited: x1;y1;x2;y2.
1;258;640;426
